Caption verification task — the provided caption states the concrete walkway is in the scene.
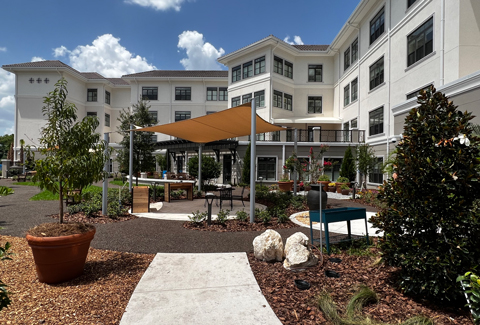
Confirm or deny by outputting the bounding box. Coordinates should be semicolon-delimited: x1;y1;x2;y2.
120;252;281;325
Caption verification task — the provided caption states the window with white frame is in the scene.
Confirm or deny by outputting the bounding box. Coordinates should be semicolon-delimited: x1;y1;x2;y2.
258;157;276;180
232;65;241;82
207;87;217;101
344;38;359;71
87;89;97;102
284;93;292;111
219;87;228;101
369;107;383;136
351;38;358;62
406;84;433;100
351;118;358;129
284;61;293;79
407;0;417;8
407;17;433;67
87;112;97;118
273;90;282;108
369;157;384;184
370;7;385;45
308;65;322;82
344;84;350;106
351;78;358;101
243;61;253;79
105;90;111;105
254;56;266;75
308;96;322;114
105;113;110;127
142;87;157;100
242;93;252;104
369;57;384;90
344;47;351;70
254;90;265;107
149;111;158;123
175;87;191;100
175;111;191;122
232;96;240;107
274;56;283;75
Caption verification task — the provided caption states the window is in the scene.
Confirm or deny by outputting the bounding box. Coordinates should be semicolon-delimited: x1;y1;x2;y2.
343;122;350;141
258;157;276;180
149;111;158;123
207;87;217;101
308;96;322;114
242;93;252;104
219;87;228;101
351;38;358;62
206;111;217;115
272;131;280;142
286;129;293;142
256;133;265;141
308;126;315;142
284;61;293;79
273;90;282;108
175;87;191;100
105;91;111;105
232;96;240;107
308;65;322;82
105;113;110;127
369;57;384;90
254;90;265;107
87;89;97;102
274;56;283;75
284;94;292;111
369;157;384;184
370;7;385;44
351;78;358;101
369;107;384;136
407;0;418;8
175;111;191;122
87;112;97;117
142;87;158;100
344;84;350;106
232;66;241;82
243;61;253;79
407;17;433;67
351;118;358;129
344;48;351;70
150;135;157;143
254;56;265;75
406;84;432;100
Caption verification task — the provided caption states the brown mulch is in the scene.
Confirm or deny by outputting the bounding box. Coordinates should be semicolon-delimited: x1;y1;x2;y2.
247;252;473;325
27;223;95;237
47;212;138;224
183;218;300;232
0;235;154;325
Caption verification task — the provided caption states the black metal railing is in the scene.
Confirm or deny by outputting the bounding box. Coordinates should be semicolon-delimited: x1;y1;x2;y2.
250;129;365;143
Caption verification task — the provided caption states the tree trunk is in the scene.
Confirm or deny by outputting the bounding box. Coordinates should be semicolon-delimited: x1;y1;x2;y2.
59;181;64;224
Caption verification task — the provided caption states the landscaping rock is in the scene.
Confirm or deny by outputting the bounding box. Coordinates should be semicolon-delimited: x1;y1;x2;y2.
283;232;318;271
253;229;284;262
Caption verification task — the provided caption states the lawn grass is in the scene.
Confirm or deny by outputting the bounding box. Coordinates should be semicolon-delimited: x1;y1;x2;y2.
29;185;102;201
110;180;127;187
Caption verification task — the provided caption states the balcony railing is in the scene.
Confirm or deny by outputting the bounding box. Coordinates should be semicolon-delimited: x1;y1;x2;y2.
249;129;365;143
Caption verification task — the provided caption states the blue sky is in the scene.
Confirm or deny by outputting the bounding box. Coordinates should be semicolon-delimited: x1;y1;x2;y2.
0;0;360;135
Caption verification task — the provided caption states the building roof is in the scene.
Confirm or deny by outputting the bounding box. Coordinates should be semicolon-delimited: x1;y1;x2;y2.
122;70;228;78
292;45;329;51
80;72;106;79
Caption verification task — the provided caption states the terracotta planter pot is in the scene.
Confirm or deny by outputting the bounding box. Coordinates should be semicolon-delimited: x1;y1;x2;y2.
341;189;350;195
336;183;346;193
318;181;330;192
26;228;96;284
278;181;292;192
328;186;336;192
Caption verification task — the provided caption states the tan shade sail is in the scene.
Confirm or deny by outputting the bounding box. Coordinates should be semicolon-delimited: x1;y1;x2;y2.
133;102;285;143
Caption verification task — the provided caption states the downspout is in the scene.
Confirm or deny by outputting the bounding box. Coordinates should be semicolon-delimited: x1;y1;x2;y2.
203;78;207;114
440;0;445;86
347;22;361;141
168;78;172;124
13;73;18;162
386;0;392;160
270;41;280;123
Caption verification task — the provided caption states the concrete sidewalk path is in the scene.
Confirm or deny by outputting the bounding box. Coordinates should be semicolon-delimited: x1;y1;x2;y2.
120;252;281;325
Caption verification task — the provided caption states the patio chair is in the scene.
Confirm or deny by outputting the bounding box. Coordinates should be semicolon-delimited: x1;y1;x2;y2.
219;186;233;210
231;186;246;207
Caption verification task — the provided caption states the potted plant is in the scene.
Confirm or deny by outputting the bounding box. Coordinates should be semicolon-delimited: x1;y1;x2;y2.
318;174;330;192
336;176;350;193
26;78;111;284
328;182;336;192
340;184;351;195
278;173;291;192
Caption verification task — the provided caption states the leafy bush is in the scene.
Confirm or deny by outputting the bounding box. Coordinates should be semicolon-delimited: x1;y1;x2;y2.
107;200;127;218
1;242;13;311
236;209;248;222
216;209;230;224
0;186;13;196
187;155;221;186
371;88;480;303
258;209;271;224
188;210;207;224
149;184;164;198
67;187;131;218
457;271;480;323
318;174;330;182
340;146;356;182
336;176;349;183
277;212;289;224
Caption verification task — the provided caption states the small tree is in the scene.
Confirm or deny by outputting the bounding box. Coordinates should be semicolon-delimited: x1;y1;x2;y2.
371;87;480;303
354;144;376;189
241;142;251;185
187;155;221;185
156;154;168;172
339;146;356;182
117;99;156;179
33;78;111;223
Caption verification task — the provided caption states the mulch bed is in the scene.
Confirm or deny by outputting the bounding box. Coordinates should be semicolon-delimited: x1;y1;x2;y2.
247;252;473;325
48;212;138;224
183;218;300;232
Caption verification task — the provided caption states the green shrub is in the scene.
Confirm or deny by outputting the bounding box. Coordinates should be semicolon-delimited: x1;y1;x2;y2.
216;209;230;224
235;209;248;222
188;210;207;224
318;174;330;182
457;271;480;323
371;87;480;303
336;176;349;183
258;209;271;224
339;146;356;182
0;186;14;196
277;212;289;224
107;200;127;218
0;242;13;311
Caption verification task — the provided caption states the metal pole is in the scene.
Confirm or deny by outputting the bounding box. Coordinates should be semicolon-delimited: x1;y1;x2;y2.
319;184;324;260
102;133;109;216
249;100;256;223
129;124;133;192
293;128;298;195
198;145;202;193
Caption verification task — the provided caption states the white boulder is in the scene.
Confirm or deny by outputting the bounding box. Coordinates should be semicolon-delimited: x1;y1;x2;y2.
253;229;284;262
283;232;318;271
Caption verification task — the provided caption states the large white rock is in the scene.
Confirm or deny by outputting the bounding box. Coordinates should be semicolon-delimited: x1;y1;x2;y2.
253;229;284;262
283;232;318;271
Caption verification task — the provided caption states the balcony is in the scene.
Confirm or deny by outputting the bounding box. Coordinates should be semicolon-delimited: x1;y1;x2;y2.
249;129;365;143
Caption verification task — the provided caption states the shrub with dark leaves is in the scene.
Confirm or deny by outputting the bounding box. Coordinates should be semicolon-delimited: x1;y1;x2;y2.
371;87;480;303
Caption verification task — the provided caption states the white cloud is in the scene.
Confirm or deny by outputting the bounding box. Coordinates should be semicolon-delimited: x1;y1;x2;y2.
52;34;156;77
177;31;225;70
284;35;304;45
31;56;45;62
0;69;15;135
125;0;185;11
0;47;6;52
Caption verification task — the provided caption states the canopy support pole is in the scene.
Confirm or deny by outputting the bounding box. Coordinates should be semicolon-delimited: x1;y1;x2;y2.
129;124;133;193
293;128;298;195
102;132;109;215
198;144;202;193
250;101;256;223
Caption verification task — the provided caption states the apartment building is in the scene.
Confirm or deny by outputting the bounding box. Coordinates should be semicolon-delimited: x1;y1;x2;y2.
3;0;480;186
